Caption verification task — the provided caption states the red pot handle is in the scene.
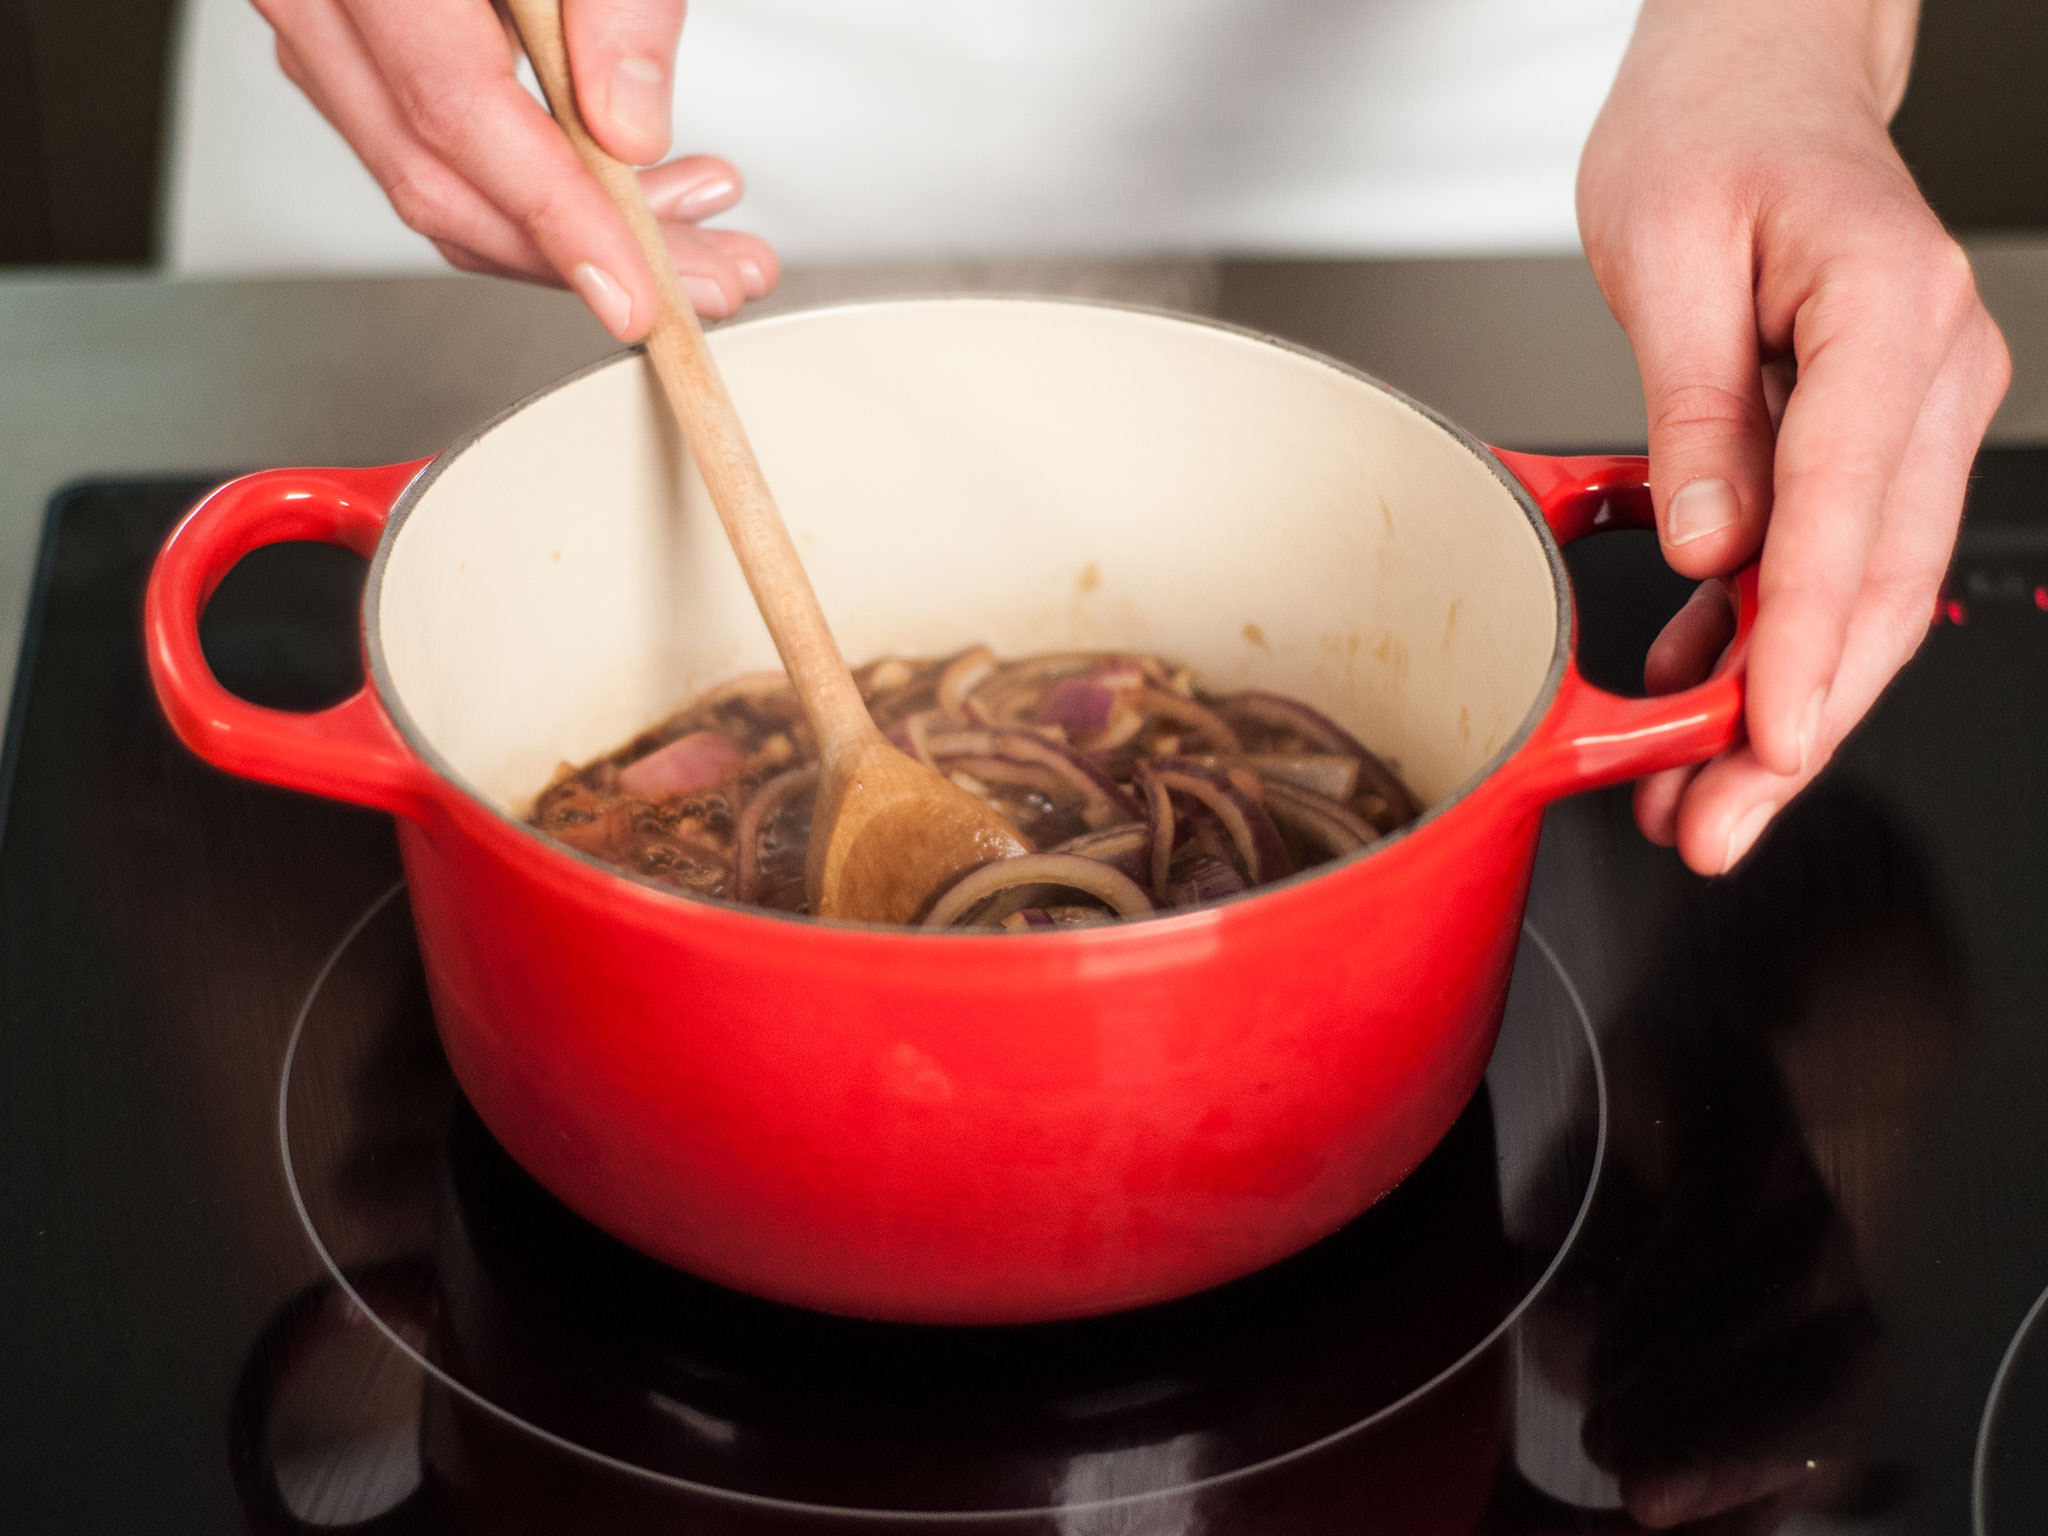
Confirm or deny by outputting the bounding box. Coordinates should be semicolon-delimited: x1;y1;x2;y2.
144;463;436;820
1489;449;1759;804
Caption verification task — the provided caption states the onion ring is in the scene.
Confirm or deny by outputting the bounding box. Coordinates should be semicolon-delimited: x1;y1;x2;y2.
922;853;1156;929
1138;688;1242;753
1047;822;1151;883
1212;691;1417;821
926;730;1141;824
936;646;997;718
732;763;820;904
1137;758;1292;886
1262;778;1377;858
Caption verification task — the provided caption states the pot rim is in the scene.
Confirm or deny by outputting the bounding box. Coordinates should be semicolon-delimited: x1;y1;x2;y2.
360;294;1573;937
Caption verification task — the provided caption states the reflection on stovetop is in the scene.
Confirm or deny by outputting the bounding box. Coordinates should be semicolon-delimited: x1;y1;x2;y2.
4;476;2046;1533
1532;781;1963;1529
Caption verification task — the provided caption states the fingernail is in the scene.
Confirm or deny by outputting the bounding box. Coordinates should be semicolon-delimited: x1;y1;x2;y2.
570;262;633;338
670;175;740;222
608;56;671;161
1797;686;1828;774
1667;477;1740;546
1723;801;1777;873
682;274;729;315
732;254;766;295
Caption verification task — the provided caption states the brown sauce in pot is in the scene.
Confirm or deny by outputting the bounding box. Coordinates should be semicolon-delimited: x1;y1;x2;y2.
530;649;1419;927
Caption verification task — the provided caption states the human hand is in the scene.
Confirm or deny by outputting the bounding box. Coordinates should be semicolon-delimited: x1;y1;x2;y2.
252;0;778;336
1577;0;2008;876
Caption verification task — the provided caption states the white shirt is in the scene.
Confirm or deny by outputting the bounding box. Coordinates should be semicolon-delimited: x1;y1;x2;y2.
164;0;1641;274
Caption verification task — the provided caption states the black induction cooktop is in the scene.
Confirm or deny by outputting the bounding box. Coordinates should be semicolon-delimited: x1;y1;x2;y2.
3;462;2046;1534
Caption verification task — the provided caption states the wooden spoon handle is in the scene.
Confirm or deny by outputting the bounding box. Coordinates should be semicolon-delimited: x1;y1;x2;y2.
505;0;873;750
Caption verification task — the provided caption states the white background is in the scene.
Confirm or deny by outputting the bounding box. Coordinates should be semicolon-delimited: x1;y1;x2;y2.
164;0;1641;274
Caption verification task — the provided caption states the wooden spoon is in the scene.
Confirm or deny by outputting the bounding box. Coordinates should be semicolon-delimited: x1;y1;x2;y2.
507;0;1026;924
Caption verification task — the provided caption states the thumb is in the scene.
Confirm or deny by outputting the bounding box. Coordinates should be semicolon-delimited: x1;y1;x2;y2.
564;0;688;167
1618;247;1777;579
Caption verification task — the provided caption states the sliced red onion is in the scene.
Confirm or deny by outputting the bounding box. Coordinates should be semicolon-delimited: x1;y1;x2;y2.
936;646;997;718
1181;802;1243;871
934;755;1076;805
1047;821;1151;883
857;656;915;695
1136;758;1292;887
1034;666;1155;752
1134;764;1176;900
1221;764;1265;801
618;730;746;799
1048;904;1119;926
1166;851;1248;908
925;730;1141;823
998;905;1121;931
1139;688;1242;753
692;670;793;710
1088;702;1148;753
1084;658;1151;690
732;763;819;903
1354;791;1403;833
1034;677;1118;735
999;908;1061;931
1262;778;1377;859
884;708;945;770
1355;766;1419;826
961;653;1112;728
922;853;1155;929
1212;692;1417;821
1212;689;1362;752
863;661;945;727
1202;753;1361;801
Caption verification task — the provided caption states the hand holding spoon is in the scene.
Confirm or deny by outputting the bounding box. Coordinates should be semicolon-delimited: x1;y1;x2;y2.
506;0;1025;923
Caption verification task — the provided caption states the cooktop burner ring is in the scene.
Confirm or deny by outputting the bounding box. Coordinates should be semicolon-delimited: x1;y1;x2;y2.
276;882;1610;1522
1974;1275;2048;1536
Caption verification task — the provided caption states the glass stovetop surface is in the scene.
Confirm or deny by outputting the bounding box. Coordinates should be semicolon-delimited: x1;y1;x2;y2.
4;462;2046;1533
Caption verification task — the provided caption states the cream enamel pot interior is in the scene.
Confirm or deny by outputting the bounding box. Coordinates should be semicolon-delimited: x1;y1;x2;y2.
146;297;1753;1324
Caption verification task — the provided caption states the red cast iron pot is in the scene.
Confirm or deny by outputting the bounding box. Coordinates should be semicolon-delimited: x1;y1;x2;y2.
145;298;1752;1324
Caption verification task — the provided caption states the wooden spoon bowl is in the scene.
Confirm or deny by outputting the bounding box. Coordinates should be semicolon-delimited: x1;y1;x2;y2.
807;732;1034;924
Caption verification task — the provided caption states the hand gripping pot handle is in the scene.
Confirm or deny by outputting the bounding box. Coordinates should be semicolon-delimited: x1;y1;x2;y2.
144;463;433;819
1491;450;1760;804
